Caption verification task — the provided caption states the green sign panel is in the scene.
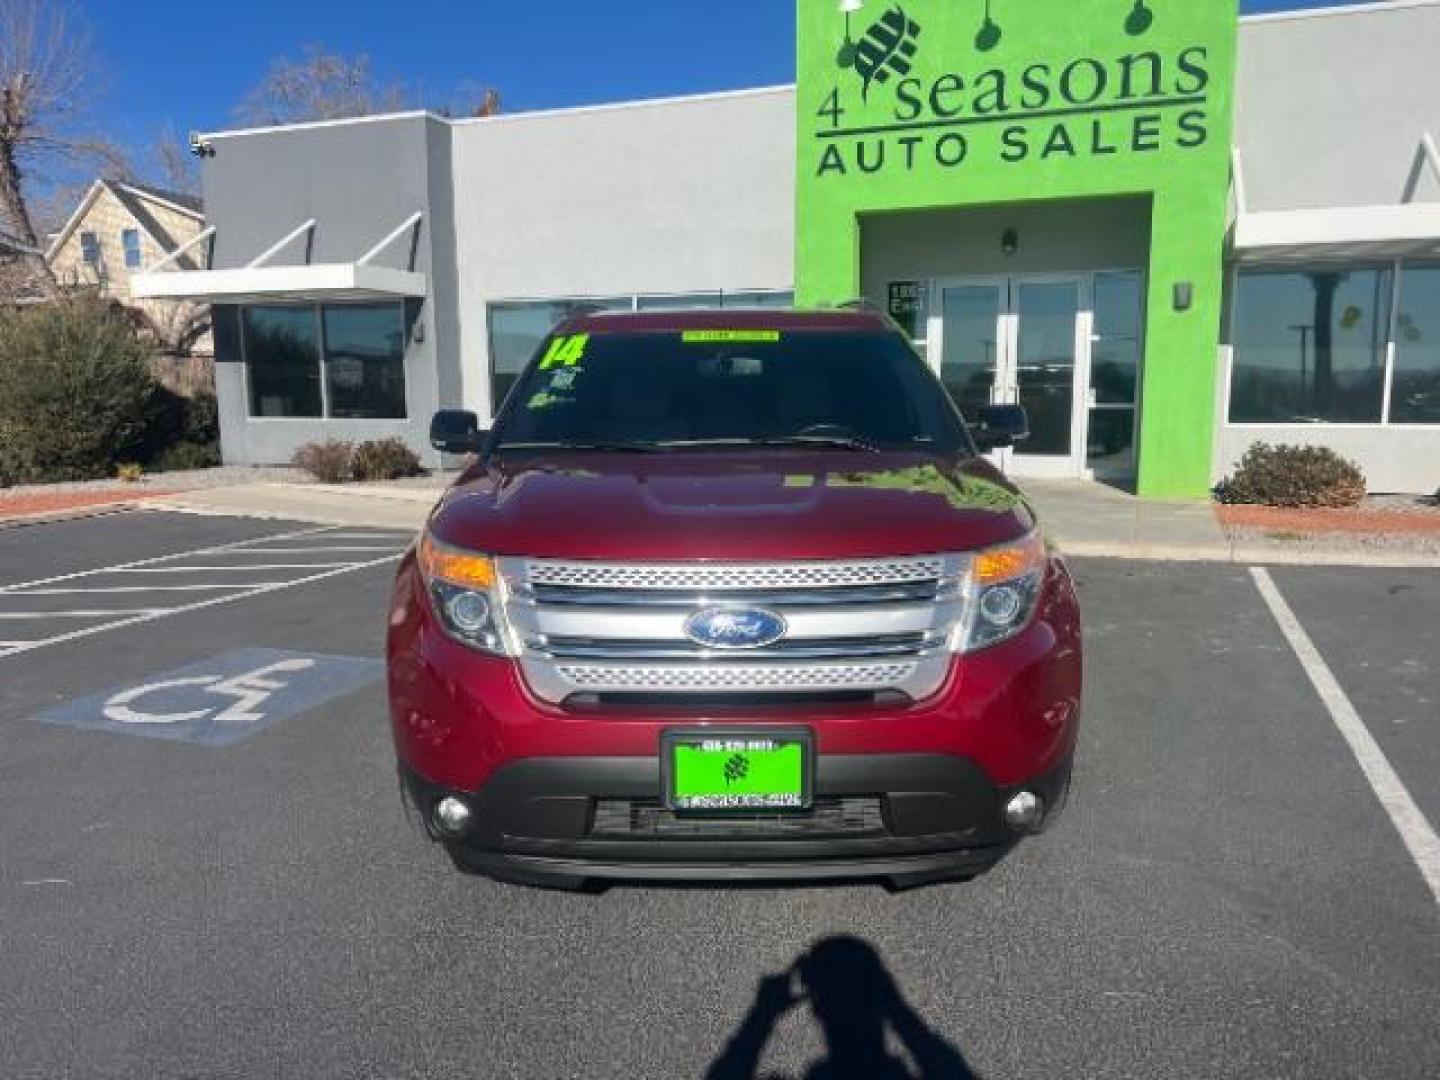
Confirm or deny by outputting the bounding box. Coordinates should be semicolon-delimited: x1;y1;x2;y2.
795;0;1240;497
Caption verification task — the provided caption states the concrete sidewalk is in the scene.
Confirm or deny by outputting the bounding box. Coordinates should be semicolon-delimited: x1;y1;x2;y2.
151;478;1440;567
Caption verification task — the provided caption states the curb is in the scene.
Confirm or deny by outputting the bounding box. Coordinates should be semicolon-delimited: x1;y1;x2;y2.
0;501;148;530
304;483;444;504
1058;539;1440;568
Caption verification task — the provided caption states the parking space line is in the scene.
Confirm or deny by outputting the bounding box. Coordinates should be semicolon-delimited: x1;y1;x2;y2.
113;563;359;573
0;525;340;594
0;552;404;661
0;609;170;619
230;546;404;554
15;585;290;595
1251;567;1440;909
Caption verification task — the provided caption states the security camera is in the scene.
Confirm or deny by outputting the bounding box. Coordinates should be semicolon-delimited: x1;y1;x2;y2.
188;131;216;159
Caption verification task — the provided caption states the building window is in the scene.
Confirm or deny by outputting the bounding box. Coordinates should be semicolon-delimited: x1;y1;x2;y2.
121;229;142;269
487;297;630;411
243;302;408;419
1391;264;1440;425
323;305;408;419
1229;267;1392;424
245;306;323;418
80;232;100;265
487;290;794;413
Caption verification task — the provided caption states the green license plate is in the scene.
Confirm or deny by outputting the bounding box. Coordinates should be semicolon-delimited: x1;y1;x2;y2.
664;731;812;812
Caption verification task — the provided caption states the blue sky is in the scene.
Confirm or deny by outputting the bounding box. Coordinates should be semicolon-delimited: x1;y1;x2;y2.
83;0;1373;173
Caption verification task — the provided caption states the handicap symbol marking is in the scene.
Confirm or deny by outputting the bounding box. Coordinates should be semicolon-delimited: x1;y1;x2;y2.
37;648;383;746
101;658;318;726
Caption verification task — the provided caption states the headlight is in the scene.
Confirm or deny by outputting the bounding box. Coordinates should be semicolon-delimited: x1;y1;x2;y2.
416;530;515;655
956;532;1048;654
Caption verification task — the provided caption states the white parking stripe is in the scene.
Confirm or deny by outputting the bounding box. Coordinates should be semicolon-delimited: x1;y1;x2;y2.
1251;567;1440;909
0;525;339;594
0;552;403;661
15;585;289;595
112;563;358;573
230;546;403;554
0;609;170;619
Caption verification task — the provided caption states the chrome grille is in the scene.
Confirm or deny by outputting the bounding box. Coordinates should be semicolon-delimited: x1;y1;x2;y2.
498;554;965;704
523;557;947;591
555;661;919;691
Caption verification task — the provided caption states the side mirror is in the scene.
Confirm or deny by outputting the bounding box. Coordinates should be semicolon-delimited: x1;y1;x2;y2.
430;410;485;454
973;404;1030;451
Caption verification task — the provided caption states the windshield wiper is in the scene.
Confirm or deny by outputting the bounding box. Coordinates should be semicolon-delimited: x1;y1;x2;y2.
655;435;884;453
492;440;663;453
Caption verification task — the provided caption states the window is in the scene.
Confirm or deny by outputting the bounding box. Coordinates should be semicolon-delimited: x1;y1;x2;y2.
1392;264;1440;425
80;232;100;265
487;291;794;413
323;305;408;419
243;302;408;419
121;229;142;269
1229;267;1392;423
245;306;322;418
488;298;630;412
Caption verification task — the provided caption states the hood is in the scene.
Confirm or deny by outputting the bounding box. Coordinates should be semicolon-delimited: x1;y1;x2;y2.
427;450;1036;561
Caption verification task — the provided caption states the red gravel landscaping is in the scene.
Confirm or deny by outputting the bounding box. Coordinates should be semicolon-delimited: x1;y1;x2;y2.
0;489;178;522
1217;503;1440;536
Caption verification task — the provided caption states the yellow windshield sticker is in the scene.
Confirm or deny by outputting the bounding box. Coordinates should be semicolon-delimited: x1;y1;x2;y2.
538;333;589;369
681;330;782;344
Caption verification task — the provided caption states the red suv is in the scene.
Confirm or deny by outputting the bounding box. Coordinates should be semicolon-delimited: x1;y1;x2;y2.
387;309;1081;889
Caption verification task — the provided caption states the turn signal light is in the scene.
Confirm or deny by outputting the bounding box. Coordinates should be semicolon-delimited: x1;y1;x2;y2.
974;533;1046;585
418;532;496;589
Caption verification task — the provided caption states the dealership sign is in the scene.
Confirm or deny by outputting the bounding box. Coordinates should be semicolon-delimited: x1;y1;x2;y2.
814;2;1214;177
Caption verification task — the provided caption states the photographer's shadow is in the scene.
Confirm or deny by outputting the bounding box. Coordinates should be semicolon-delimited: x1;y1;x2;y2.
706;935;982;1080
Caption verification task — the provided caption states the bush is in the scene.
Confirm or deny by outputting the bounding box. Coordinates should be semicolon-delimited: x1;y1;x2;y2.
292;439;355;483
152;441;222;473
0;299;160;483
1214;442;1366;508
352;437;424;481
116;463;144;483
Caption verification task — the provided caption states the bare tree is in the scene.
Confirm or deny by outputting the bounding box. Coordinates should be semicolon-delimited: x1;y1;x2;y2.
150;123;200;197
0;0;121;253
236;46;413;127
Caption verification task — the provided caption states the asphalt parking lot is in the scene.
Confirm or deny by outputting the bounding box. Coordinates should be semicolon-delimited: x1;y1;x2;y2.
1;510;1436;1079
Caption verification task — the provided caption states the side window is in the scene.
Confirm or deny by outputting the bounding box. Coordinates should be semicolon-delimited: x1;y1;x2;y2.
121;229;142;269
80;232;100;265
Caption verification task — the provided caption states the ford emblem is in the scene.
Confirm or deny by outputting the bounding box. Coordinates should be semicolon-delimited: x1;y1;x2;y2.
683;607;788;650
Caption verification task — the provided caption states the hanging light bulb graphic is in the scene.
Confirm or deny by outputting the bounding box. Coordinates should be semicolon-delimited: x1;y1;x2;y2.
976;0;1002;52
1125;0;1155;36
837;0;865;68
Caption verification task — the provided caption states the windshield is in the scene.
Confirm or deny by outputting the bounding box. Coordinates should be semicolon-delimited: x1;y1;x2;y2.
492;328;970;454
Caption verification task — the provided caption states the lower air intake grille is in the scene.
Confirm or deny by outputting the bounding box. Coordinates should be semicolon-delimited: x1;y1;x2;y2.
555;662;917;692
590;797;886;839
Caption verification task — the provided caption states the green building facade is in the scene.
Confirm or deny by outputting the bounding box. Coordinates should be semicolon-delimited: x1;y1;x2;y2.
796;0;1239;496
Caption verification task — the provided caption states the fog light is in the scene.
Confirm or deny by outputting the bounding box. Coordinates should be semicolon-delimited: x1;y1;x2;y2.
433;796;473;836
1004;791;1045;833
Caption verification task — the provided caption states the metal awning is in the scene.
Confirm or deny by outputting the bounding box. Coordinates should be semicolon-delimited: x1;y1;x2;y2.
131;212;426;303
131;262;427;303
1230;136;1440;263
1232;204;1440;263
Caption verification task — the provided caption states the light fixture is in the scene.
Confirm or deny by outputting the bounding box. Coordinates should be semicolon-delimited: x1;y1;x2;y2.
1001;228;1019;256
976;0;1002;52
1125;0;1155;36
837;0;865;68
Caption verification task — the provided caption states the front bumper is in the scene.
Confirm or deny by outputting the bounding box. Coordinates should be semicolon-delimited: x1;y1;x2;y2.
401;751;1072;888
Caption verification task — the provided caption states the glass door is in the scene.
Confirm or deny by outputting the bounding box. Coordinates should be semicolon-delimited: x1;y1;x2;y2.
1086;271;1144;479
1010;278;1085;477
935;280;1005;426
928;275;1088;477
